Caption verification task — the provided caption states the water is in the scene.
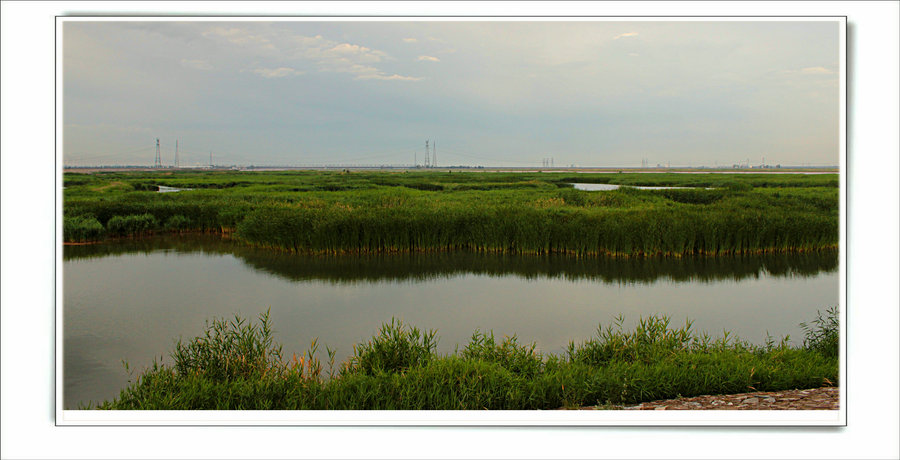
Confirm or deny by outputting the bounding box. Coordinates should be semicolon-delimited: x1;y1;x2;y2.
63;235;838;409
572;183;714;191
157;185;192;193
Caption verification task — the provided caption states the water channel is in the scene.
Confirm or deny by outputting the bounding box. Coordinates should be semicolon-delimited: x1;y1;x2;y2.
572;183;714;191
63;234;838;409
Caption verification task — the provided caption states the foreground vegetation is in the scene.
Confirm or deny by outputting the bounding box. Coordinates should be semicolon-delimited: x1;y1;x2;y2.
64;170;838;256
90;308;839;410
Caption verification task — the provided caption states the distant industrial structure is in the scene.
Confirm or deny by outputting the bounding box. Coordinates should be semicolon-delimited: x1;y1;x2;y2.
154;138;161;168
418;139;437;168
63;138;836;171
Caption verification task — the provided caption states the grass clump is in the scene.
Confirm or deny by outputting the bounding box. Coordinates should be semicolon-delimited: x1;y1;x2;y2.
800;306;839;358
164;214;191;232
461;331;544;377
92;309;840;410
64;215;105;242
106;213;158;236
344;320;437;376
170;310;288;381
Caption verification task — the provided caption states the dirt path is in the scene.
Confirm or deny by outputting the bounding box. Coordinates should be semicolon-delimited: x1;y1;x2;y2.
580;387;839;410
90;180;126;191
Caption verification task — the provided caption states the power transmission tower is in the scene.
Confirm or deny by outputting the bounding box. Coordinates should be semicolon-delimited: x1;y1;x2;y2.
155;138;161;168
433;140;436;168
175;140;179;168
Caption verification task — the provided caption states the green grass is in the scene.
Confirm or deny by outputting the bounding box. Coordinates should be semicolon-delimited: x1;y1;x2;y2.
64;170;839;257
89;308;839;410
63;215;105;242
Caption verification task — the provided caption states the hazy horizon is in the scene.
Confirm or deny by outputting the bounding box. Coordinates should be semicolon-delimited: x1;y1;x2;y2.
62;19;841;168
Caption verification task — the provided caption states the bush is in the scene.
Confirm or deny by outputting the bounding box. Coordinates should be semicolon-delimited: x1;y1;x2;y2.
164;214;191;231
130;182;158;192
171;310;291;381
724;181;752;192
566;315;712;366
557;188;589;207
659;189;725;205
800;306;839;358
344;319;437;376
64;215;105;242
106;213;158;236
462;331;543;377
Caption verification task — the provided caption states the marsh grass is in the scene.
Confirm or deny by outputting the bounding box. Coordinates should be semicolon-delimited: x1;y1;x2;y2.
63;215;105;242
106;213;158;237
64;170;838;256
343;319;438;376
92;309;839;410
800;306;839;358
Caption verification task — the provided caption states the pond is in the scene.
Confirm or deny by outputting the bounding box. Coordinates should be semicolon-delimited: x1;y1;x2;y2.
572;183;714;191
157;185;192;193
63;235;838;409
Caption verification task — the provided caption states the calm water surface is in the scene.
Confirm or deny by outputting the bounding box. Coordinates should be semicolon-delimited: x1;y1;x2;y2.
63;235;838;409
572;183;714;191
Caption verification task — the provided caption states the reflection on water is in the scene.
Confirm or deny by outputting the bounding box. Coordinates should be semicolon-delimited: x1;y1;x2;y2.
65;234;837;285
157;185;192;193
572;183;715;191
63;235;839;409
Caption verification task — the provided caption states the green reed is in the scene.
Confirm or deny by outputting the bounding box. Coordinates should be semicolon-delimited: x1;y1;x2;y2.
63;215;105;242
64;170;838;256
91;308;839;410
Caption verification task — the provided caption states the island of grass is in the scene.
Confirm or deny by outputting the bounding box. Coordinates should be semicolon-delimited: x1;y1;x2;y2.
88;308;839;410
64;170;838;256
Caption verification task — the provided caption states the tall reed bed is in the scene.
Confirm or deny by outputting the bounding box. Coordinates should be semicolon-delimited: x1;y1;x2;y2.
234;199;837;257
92;308;839;410
63;215;105;242
63;170;838;256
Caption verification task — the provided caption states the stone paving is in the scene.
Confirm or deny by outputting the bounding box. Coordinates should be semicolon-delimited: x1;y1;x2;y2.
586;387;839;410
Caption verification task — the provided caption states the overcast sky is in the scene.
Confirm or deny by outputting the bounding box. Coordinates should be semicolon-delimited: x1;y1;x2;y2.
62;20;840;167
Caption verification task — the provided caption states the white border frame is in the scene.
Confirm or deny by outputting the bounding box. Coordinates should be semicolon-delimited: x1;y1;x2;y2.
54;15;847;427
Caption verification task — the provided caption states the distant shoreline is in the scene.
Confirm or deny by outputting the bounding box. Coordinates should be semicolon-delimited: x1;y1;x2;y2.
63;166;840;174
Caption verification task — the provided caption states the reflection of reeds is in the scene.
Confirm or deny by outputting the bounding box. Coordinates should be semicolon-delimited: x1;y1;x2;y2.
63;233;838;284
92;310;839;410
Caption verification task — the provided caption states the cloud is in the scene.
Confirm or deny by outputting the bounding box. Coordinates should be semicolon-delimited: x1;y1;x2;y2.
180;59;213;70
251;67;304;78
613;32;639;40
800;66;834;75
418;55;440;62
199;25;419;81
355;73;422;81
325;43;387;63
780;66;836;79
202;26;273;48
402;38;417;43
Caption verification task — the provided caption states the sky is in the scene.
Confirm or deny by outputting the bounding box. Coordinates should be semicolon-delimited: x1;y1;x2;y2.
62;20;840;168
